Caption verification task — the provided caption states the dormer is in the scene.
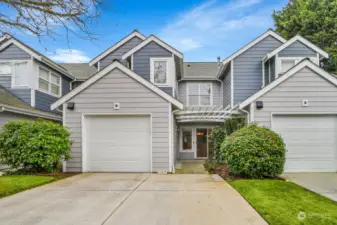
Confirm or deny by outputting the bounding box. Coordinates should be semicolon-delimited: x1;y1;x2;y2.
121;35;184;96
262;35;329;86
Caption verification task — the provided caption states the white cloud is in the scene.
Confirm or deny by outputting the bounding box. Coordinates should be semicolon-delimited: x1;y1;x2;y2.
48;49;90;63
159;0;278;54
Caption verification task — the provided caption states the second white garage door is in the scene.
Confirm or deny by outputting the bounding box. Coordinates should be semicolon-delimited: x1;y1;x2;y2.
273;115;337;172
84;115;151;172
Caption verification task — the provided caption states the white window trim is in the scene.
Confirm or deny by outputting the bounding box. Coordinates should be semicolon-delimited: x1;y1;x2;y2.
276;57;318;78
150;57;171;86
186;82;213;106
180;128;194;153
9;60;31;89
38;66;62;97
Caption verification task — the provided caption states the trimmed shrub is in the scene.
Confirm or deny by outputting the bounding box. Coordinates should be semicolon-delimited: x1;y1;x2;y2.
221;124;285;178
0;120;71;172
223;117;246;135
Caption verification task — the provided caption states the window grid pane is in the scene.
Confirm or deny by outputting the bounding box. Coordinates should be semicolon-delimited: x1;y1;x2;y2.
51;84;60;95
0;63;11;75
39;78;49;91
51;73;60;85
188;83;211;106
154;61;167;84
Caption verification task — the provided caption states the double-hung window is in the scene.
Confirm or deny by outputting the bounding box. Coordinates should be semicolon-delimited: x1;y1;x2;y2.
39;67;61;96
187;83;212;106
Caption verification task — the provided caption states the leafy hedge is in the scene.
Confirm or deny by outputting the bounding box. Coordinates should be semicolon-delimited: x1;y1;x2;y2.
221;124;286;178
0;120;71;172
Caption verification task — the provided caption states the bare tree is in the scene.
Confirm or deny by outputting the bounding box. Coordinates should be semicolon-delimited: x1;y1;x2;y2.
0;0;105;43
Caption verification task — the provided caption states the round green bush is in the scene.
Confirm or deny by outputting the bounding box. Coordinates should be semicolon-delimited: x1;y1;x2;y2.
0;120;71;172
221;124;286;178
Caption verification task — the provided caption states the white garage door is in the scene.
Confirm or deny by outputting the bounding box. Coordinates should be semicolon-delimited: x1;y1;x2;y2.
273;115;337;172
84;115;151;172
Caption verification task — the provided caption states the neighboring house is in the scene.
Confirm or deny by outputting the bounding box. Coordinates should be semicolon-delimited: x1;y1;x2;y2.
52;29;337;174
0;33;74;123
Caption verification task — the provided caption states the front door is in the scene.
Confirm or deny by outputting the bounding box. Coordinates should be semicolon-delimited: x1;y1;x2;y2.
196;128;208;158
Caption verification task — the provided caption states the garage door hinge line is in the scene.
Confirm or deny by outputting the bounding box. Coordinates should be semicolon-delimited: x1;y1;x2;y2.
101;174;151;225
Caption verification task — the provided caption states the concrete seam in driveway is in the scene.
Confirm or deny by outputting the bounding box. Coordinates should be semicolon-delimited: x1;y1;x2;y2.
101;173;151;225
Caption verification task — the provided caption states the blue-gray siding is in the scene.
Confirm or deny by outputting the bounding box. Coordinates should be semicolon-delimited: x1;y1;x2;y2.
62;76;72;95
100;37;143;69
0;44;31;60
279;41;317;57
233;35;283;103
222;64;231;107
35;90;57;112
264;61;269;85
133;41;172;81
270;57;276;82
159;87;173;96
0;76;31;105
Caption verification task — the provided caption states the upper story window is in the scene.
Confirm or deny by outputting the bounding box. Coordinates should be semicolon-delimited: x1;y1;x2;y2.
187;83;212;106
150;57;172;86
0;62;11;75
39;67;61;97
280;59;296;74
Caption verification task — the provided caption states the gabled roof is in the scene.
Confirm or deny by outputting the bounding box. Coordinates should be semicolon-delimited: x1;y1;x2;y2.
0;85;61;121
263;35;329;61
217;29;286;78
122;35;184;60
0;34;74;79
239;59;337;109
183;62;219;79
59;63;97;80
51;61;184;110
89;30;146;66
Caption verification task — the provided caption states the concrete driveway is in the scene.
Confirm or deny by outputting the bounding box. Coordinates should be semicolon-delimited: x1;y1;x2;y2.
0;173;266;225
284;173;337;201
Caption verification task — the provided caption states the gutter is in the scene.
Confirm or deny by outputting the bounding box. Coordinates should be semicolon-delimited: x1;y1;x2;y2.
0;104;62;121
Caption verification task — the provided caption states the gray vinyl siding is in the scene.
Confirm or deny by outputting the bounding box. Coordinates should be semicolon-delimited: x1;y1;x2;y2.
233;35;283;104
133;41;172;81
64;68;171;172
177;81;221;106
159;87;173;96
0;44;31;60
0;111;35;126
222;65;231;108
100;37;143;69
0;76;31;105
178;82;187;104
270;57;276;82
35;90;58;112
264;61;269;85
279;41;317;57
253;67;337;128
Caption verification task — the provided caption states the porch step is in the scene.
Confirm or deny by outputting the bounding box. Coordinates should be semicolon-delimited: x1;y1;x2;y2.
175;160;208;174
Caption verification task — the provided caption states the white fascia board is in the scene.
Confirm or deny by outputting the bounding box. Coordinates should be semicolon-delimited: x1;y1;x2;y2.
221;30;286;66
51;61;184;110
239;59;337;109
0;104;62;121
122;35;184;60
0;39;41;60
265;35;329;61
89;31;146;66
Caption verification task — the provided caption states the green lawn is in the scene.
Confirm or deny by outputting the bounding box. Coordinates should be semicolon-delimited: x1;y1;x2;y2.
229;180;337;225
0;175;56;198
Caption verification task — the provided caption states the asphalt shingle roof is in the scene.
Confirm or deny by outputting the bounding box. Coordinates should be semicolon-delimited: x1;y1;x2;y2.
183;62;219;78
59;63;97;80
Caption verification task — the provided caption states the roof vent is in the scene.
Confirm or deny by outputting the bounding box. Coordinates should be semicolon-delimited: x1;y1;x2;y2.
217;56;221;67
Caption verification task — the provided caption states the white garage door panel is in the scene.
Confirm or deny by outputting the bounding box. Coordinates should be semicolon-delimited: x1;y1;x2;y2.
273;115;337;172
85;115;151;172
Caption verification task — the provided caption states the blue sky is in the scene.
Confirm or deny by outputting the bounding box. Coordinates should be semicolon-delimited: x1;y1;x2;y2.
2;0;288;63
